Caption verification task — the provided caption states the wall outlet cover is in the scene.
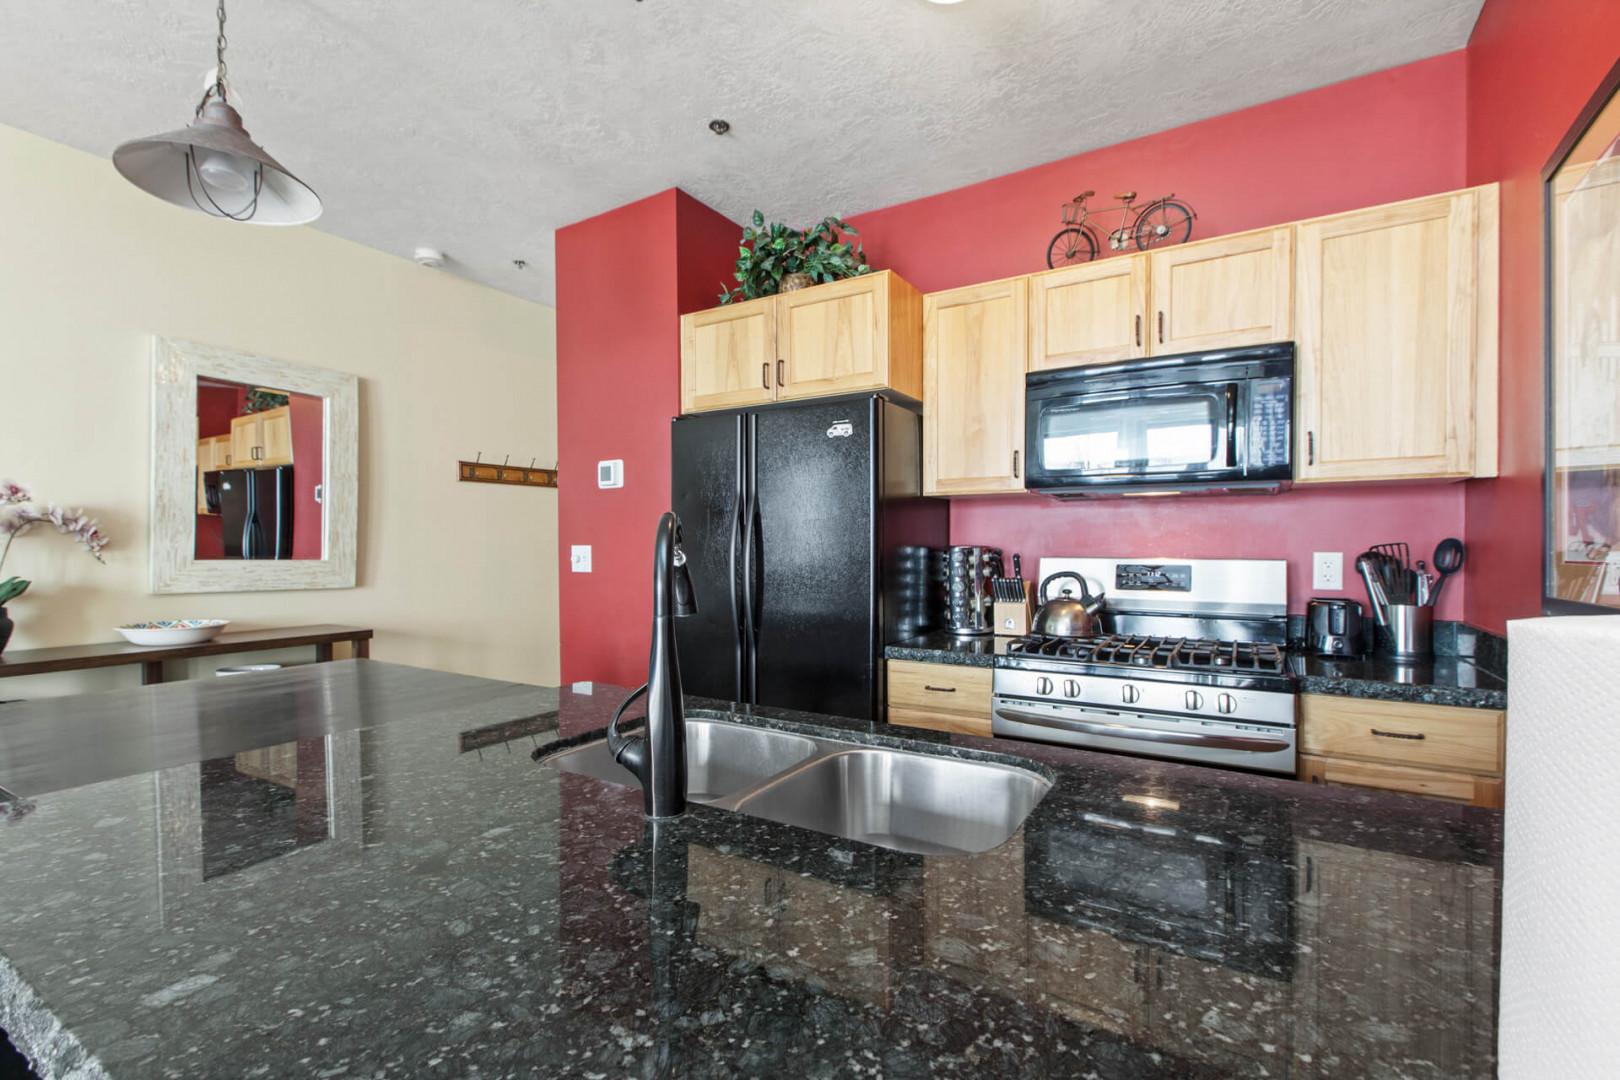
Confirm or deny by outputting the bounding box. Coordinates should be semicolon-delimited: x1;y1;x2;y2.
1313;551;1344;591
570;545;592;573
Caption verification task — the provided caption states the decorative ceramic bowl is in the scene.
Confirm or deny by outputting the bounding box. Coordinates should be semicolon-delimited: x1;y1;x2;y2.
115;619;230;646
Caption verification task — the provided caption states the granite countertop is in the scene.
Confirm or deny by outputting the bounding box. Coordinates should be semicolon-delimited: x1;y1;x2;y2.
1291;653;1506;710
0;660;1500;1078
886;631;1507;710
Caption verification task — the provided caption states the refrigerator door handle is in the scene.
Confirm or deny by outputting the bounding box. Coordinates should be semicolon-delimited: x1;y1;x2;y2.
742;414;761;703
729;420;746;701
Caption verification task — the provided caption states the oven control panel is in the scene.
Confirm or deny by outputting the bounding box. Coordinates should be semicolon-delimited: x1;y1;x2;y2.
1116;563;1192;592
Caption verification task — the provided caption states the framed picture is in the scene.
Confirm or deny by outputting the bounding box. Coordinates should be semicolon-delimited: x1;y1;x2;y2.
1544;58;1620;614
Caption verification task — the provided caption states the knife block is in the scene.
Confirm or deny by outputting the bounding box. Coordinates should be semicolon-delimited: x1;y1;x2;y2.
993;596;1034;636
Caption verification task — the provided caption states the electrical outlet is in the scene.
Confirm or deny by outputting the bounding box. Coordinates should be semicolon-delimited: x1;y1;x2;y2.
570;545;592;573
1313;551;1344;591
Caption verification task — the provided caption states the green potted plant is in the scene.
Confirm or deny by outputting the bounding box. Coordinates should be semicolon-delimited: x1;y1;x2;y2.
0;479;110;654
720;211;871;304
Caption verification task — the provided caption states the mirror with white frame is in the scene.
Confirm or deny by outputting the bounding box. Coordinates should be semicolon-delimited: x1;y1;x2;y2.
152;338;358;593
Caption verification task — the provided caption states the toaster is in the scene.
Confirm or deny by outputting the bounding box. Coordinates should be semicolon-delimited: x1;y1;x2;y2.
1306;598;1365;658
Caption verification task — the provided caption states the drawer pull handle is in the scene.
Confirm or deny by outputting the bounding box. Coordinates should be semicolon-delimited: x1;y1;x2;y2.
1371;728;1425;740
923;685;957;693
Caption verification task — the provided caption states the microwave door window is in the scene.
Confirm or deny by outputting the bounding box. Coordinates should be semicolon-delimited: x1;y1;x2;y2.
1040;390;1225;475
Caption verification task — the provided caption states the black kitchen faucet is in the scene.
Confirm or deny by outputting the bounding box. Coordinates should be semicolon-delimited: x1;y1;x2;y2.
607;511;698;817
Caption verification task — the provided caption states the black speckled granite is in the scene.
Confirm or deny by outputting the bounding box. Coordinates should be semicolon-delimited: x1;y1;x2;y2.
883;631;1006;667
1292;654;1506;710
0;661;1500;1077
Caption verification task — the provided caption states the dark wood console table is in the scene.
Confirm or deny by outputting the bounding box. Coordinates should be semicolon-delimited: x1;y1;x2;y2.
0;625;373;686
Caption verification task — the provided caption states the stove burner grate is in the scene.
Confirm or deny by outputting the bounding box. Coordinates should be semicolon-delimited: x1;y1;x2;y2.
1006;633;1286;675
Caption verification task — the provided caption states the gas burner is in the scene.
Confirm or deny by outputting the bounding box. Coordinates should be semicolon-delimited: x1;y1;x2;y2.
1006;634;1286;676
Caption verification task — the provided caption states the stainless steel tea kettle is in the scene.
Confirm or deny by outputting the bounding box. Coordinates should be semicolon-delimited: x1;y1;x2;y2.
1032;571;1107;638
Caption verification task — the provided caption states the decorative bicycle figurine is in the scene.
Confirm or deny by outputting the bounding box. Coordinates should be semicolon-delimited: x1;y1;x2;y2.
1046;190;1197;268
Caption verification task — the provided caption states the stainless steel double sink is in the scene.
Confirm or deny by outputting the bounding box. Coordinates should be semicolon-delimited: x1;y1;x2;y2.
546;714;1051;856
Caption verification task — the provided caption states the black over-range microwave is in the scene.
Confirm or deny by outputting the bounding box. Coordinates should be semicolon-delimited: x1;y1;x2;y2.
1024;342;1294;498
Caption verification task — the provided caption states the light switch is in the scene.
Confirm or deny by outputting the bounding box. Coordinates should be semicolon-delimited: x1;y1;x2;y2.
1313;551;1344;591
570;545;592;573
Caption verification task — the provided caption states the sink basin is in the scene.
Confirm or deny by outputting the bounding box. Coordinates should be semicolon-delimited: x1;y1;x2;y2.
732;749;1051;855
547;719;819;802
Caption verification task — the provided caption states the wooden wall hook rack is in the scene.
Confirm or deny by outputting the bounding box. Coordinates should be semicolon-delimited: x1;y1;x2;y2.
458;454;558;489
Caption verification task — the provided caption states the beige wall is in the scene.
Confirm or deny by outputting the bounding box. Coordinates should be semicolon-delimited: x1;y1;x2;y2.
0;122;559;694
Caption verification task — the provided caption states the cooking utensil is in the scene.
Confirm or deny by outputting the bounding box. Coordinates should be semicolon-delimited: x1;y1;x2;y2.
1031;571;1107;638
1430;538;1465;606
1356;553;1391;627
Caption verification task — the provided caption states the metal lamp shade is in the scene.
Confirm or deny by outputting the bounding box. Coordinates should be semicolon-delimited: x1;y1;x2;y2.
112;99;320;225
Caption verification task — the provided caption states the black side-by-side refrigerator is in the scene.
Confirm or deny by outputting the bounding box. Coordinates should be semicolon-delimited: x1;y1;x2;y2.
672;395;947;721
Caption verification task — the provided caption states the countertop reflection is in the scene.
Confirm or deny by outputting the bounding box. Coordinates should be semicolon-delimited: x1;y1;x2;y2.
0;662;1499;1077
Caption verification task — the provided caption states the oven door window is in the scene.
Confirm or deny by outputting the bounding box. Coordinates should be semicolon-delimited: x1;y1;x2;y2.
1037;386;1235;476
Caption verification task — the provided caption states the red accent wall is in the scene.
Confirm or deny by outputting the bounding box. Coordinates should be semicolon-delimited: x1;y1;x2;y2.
844;52;1472;619
1462;0;1620;632
288;393;324;559
556;189;740;685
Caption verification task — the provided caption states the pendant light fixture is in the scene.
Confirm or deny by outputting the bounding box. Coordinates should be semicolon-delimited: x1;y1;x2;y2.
112;0;320;225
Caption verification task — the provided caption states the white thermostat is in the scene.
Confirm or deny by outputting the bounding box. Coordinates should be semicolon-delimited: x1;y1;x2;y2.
597;459;624;489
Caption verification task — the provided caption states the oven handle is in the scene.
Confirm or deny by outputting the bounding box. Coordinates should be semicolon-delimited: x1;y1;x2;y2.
994;708;1292;754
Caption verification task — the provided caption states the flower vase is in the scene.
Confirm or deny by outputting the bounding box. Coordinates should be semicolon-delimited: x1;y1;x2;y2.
0;606;12;655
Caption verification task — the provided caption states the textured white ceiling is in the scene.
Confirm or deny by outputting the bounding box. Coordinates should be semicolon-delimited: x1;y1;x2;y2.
0;0;1483;305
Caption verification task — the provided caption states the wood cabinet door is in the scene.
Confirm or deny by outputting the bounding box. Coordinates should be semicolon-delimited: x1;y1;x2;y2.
1295;191;1484;482
1029;255;1149;370
258;406;294;466
775;272;891;401
923;277;1029;496
680;297;777;414
1148;226;1293;353
229;414;260;465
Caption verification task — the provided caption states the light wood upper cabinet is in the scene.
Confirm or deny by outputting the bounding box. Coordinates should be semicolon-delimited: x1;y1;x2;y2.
776;271;921;402
229;405;295;468
196;434;229;514
679;271;922;413
1028;255;1149;370
680;296;776;414
1148;226;1293;353
923;277;1028;496
1294;186;1498;483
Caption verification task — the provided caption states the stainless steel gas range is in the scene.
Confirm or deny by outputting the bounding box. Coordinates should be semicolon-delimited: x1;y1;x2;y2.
992;557;1297;775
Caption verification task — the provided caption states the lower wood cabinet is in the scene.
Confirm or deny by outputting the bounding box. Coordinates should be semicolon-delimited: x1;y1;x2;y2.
885;659;993;737
1298;694;1505;807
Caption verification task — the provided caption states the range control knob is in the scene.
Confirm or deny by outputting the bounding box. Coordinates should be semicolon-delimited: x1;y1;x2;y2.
1121;684;1142;705
1062;679;1081;699
1217;692;1237;715
1035;676;1054;696
1185;690;1204;711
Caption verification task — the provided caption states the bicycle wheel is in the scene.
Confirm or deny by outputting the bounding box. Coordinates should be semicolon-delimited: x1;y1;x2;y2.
1046;226;1098;268
1133;199;1195;251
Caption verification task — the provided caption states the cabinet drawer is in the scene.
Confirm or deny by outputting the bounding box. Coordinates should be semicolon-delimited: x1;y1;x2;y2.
1299;754;1504;808
886;660;992;732
1300;695;1503;776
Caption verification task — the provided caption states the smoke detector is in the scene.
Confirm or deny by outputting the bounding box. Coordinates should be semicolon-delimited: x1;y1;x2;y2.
413;247;447;268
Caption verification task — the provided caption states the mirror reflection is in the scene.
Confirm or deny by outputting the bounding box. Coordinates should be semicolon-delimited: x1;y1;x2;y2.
1549;84;1620;606
195;377;324;560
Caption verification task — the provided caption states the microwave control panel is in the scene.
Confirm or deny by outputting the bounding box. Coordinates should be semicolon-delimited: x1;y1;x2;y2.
1251;377;1292;470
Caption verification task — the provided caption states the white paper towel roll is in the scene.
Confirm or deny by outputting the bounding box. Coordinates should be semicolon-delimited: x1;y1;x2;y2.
1501;616;1620;1077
